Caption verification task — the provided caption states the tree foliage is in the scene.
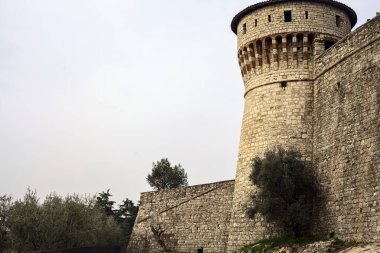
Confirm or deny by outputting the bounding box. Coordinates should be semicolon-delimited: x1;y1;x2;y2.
0;188;139;252
96;189;116;217
0;195;12;253
247;147;319;237
146;158;188;190
116;198;139;243
95;190;138;246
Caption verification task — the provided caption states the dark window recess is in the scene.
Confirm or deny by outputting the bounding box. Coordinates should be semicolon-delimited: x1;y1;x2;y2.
242;23;247;34
255;19;258;27
268;15;272;22
305;11;309;19
336;15;342;27
284;11;292;22
337;82;341;90
324;40;336;50
280;81;288;90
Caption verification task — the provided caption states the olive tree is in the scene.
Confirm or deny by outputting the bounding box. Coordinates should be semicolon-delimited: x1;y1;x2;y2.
247;147;319;237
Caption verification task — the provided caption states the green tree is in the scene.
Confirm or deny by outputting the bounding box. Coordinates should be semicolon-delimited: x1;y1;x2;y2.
95;191;138;247
116;198;138;245
6;190;122;252
0;195;12;252
96;190;116;217
247;147;318;237
8;188;42;252
146;158;188;190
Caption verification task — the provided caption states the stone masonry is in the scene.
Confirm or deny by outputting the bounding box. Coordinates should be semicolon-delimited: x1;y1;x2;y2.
128;1;380;252
312;15;380;241
127;181;235;253
228;0;356;251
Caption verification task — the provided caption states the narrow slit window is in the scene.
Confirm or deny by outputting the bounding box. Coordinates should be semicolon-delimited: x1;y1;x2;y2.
268;15;272;22
284;10;292;22
336;15;342;27
305;11;309;19
242;23;247;34
255;19;258;27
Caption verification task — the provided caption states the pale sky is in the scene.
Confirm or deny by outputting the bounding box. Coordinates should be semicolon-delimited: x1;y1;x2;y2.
1;0;379;204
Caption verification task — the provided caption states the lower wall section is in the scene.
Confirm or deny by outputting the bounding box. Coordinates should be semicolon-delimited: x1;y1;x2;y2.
127;180;235;253
313;15;380;241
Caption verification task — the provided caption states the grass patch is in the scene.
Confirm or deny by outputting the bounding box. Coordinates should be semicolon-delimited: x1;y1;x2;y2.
235;236;324;253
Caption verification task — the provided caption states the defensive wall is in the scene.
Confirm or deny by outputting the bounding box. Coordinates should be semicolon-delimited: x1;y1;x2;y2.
312;14;380;241
128;2;380;252
127;180;235;253
228;0;355;251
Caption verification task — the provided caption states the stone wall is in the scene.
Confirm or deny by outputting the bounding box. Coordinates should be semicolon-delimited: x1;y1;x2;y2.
313;15;380;241
227;1;354;251
236;2;352;46
227;80;314;252
127;180;235;253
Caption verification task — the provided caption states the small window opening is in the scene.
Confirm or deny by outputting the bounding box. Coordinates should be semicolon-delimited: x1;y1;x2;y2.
280;81;288;90
268;15;272;22
255;19;258;27
284;10;292;22
242;23;247;34
305;11;309;19
324;40;336;50
336;15;342;27
337;82;341;90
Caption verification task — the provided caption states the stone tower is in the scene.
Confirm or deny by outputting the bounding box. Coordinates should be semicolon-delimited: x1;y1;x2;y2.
227;0;357;251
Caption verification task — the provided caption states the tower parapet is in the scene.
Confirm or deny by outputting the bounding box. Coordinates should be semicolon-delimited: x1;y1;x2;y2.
228;1;356;251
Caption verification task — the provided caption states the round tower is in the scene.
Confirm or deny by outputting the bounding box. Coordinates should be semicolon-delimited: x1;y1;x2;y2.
228;0;356;251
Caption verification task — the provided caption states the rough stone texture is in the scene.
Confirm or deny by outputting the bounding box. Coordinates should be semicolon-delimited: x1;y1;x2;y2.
272;240;335;253
312;15;380;241
340;244;380;253
228;1;353;251
270;242;380;253
236;2;351;47
127;181;235;253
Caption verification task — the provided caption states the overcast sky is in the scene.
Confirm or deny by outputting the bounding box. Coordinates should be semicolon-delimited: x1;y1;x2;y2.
1;0;379;204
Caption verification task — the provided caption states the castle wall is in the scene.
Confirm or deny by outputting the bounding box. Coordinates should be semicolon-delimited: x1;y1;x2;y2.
313;15;380;241
228;1;353;251
227;81;314;251
127;3;380;252
127;180;234;253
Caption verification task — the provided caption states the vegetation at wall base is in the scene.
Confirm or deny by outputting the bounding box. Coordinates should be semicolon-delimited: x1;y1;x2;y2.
234;237;349;253
247;146;319;237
